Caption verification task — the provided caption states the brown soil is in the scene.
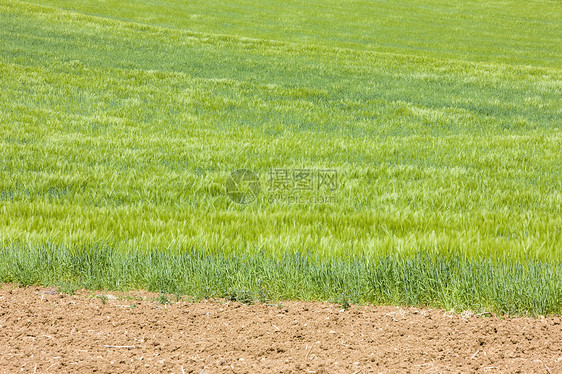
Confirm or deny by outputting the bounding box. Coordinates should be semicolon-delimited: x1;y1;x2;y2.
0;284;560;373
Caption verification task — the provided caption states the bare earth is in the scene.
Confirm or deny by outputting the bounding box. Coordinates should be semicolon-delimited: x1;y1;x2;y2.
0;284;560;373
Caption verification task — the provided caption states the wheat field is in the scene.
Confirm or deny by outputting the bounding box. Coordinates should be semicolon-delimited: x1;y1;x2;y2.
0;0;561;314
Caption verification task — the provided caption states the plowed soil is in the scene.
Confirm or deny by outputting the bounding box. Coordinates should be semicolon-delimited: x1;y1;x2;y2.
0;284;560;373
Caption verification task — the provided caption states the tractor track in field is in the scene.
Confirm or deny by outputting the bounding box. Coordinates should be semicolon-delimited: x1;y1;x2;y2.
0;284;560;373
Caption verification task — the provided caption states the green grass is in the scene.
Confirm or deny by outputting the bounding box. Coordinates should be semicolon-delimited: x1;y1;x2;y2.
21;0;562;68
0;243;560;315
0;0;561;314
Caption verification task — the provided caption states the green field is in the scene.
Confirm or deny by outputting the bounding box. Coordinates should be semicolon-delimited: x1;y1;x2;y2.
0;0;561;314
